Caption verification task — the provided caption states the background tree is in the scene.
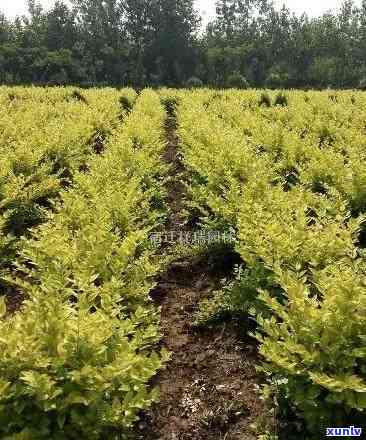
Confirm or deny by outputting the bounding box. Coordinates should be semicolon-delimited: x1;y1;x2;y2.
146;0;200;86
0;0;366;88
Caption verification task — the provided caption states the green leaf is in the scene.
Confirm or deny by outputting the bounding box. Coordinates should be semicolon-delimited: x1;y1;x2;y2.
57;413;66;429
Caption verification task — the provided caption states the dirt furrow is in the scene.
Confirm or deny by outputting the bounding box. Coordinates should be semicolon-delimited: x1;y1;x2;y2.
135;113;270;440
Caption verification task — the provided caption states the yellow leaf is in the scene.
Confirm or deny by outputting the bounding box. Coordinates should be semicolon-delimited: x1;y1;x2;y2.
0;296;7;319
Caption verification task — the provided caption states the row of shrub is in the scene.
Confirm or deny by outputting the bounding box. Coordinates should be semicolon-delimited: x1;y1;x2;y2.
177;89;366;436
0;87;135;276
185;74;366;90
0;90;169;438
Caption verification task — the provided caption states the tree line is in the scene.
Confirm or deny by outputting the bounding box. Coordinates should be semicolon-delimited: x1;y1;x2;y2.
1;0;366;89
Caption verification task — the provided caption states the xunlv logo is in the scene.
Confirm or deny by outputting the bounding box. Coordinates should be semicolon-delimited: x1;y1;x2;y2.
326;426;362;437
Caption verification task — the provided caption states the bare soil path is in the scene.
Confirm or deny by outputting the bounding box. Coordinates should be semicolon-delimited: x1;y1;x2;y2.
135;113;270;440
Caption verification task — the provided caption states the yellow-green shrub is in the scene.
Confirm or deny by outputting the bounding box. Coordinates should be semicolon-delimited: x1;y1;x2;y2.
0;295;166;439
177;89;366;431
0;90;168;438
0;87;136;272
255;262;366;429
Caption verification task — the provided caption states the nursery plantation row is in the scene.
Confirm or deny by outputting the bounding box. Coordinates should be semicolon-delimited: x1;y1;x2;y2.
0;87;365;439
0;87;170;439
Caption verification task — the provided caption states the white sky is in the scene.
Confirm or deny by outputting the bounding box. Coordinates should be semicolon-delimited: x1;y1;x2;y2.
0;0;360;23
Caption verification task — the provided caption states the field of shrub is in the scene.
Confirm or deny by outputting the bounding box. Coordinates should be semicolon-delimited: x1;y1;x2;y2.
0;87;365;439
177;89;366;435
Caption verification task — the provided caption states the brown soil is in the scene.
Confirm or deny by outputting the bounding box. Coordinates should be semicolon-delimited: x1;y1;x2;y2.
3;281;25;316
135;117;272;439
5;291;24;316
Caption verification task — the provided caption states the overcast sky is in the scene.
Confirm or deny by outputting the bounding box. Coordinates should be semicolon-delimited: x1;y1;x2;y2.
0;0;360;24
